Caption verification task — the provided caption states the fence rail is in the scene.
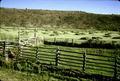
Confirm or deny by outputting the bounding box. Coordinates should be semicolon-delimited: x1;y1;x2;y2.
0;41;120;80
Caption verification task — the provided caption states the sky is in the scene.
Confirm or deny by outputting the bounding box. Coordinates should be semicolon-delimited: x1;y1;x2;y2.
0;0;120;14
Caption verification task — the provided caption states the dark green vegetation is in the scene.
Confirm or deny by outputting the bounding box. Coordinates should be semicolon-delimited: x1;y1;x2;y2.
0;7;120;31
44;39;120;49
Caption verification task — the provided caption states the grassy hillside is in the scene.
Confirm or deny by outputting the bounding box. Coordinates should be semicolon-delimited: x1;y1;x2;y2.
0;7;120;31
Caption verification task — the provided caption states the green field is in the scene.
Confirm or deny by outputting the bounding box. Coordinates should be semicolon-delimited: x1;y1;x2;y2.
0;68;62;81
0;27;120;46
19;44;119;77
0;27;120;80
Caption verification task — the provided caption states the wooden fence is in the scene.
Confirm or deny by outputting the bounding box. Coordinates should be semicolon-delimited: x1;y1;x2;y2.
0;41;120;80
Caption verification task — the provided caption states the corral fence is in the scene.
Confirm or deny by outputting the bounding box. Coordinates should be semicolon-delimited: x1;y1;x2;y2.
0;41;120;80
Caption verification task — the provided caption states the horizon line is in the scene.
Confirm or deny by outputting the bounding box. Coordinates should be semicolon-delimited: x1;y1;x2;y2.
1;7;120;15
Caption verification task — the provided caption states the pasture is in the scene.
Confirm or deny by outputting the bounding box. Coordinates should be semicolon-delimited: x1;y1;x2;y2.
0;27;120;47
0;41;120;81
0;26;120;80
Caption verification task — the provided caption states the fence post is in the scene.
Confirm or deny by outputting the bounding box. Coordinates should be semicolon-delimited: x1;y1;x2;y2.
114;49;118;80
4;41;8;61
3;41;8;61
16;42;21;60
35;46;38;62
55;47;60;66
54;37;56;44
65;38;68;46
83;49;86;72
3;41;6;56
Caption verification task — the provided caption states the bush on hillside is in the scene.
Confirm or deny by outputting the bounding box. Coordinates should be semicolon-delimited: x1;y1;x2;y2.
112;36;120;39
103;33;111;37
80;37;88;40
1;8;120;31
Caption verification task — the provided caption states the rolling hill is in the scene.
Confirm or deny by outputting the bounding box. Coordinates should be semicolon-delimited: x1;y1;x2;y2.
0;7;120;31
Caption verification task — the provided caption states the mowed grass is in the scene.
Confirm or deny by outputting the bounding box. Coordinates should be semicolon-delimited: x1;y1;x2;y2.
0;68;60;81
0;28;18;41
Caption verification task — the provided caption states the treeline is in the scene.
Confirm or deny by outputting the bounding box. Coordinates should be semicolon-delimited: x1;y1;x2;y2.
0;7;120;31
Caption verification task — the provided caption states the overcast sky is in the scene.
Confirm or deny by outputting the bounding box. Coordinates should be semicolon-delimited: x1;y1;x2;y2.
0;0;120;14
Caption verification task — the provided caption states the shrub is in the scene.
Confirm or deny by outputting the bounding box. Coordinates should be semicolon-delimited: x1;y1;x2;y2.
103;33;111;37
49;34;55;36
79;32;85;35
75;32;85;35
92;37;97;40
92;37;102;40
42;31;47;34
53;31;59;35
112;36;120;39
63;31;68;34
44;29;48;31
89;31;94;34
70;30;74;33
80;37;88;40
74;31;79;35
75;33;79;35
